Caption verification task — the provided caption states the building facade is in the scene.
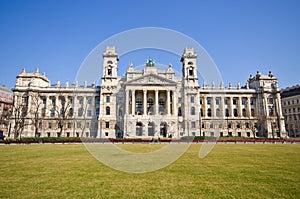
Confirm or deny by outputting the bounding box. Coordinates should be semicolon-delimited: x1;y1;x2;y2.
10;47;287;139
0;86;13;137
281;85;300;137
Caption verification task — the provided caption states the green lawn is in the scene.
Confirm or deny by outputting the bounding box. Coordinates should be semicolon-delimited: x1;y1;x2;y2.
0;144;299;198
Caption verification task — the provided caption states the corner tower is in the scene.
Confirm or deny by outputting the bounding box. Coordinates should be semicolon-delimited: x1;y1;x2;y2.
102;46;119;82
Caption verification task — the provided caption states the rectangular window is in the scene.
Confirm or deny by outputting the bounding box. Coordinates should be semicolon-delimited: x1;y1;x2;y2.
118;98;123;103
106;96;110;103
207;98;211;105
105;122;109;128
67;122;71;129
190;96;194;103
242;99;246;105
200;98;203;105
178;97;182;103
77;122;81;128
224;98;228;105
96;98;100;105
233;98;237;105
191;122;196;128
79;98;84;104
215;98;220;105
48;122;52;129
87;110;92;117
87;98;92;104
96;108;100;116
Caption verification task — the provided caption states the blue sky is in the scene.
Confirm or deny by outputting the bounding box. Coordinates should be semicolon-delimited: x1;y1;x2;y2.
0;0;299;89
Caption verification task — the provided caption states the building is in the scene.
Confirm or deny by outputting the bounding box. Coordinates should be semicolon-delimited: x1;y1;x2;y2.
10;47;287;139
0;85;13;138
281;85;300;137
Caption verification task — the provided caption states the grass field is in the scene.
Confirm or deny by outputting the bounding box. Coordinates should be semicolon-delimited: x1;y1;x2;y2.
0;144;299;198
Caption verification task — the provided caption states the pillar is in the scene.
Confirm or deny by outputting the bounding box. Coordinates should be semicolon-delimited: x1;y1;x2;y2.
125;90;129;114
173;90;177;116
143;90;147;115
167;90;170;115
132;90;135;115
155;90;159;115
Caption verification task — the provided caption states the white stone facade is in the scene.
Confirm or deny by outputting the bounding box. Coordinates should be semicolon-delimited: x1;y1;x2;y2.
10;47;287;139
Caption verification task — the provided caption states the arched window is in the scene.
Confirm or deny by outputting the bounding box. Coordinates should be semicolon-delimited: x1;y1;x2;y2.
107;60;113;64
136;122;143;136
148;122;155;136
107;68;112;76
242;108;247;117
225;108;229;117
106;106;110;115
191;107;195;115
188;61;193;65
188;67;194;76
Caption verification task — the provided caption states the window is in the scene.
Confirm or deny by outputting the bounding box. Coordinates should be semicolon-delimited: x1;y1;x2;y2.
66;132;70;137
57;133;61;137
237;123;241;129
78;108;83;117
246;122;250;128
251;109;255;117
87;98;92;104
191;107;195;115
269;108;274;116
136;122;143;136
238;132;241;137
106;106;110;115
178;107;182;116
136;98;143;114
216;108;221;117
210;123;213;129
250;98;255;105
200;109;203;117
207;108;212;117
96;108;100;116
50;108;55;117
219;123;222;128
191;122;196;128
200;98;203;105
242;99;246;105
42;98;46;105
105;122;109;128
79;98;84;104
219;132;223;137
47;132;51;137
106;96;110;103
190;96;194;103
233;98;237;105
188;67;194;76
68;108;74;117
48;122;52;129
225;109;229;117
87;110;92;117
234;109;238;117
178;97;182;103
159;99;165;113
268;97;274;104
105;132;109;136
147;98;154;113
215;98;220;105
96;98;100;105
247;132;250;137
108;68;112;76
242;109;246;117
210;132;214;137
228;123;232;128
77;122;81;128
224;98;228;105
67;122;71;129
228;132;232;137
207;98;211;105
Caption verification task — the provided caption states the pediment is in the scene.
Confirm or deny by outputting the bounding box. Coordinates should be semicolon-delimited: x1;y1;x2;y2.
125;74;177;86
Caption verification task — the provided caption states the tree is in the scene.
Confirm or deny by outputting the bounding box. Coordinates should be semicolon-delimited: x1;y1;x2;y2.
54;95;73;137
28;93;45;138
12;102;28;139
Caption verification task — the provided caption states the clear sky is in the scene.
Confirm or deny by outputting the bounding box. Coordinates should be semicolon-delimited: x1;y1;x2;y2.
0;0;299;89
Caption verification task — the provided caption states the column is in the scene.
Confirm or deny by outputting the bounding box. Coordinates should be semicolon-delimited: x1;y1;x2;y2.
230;97;234;117
211;96;215;117
220;96;225;118
203;96;207;117
264;95;269;117
125;90;129;114
172;90;177;116
167;90;170;115
131;90;135;115
247;97;251;117
155;90;159;115
238;97;242;117
143;90;147;115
